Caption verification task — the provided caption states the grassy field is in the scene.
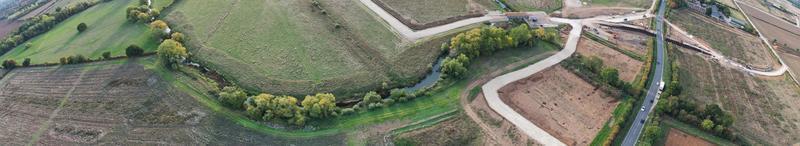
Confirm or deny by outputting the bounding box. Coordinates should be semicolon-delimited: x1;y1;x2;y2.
392;113;483;146
668;9;778;69
675;48;800;145
585;0;652;8
164;0;430;97
506;0;563;12
378;0;494;24
0;0;158;64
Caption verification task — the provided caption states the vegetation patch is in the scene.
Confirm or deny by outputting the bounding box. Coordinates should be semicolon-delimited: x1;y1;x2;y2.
0;0;158;64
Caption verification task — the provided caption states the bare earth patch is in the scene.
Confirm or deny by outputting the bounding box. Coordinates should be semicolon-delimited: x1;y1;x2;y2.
665;128;715;146
577;36;643;82
499;66;618;146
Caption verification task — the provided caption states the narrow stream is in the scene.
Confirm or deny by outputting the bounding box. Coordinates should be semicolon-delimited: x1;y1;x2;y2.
402;57;444;93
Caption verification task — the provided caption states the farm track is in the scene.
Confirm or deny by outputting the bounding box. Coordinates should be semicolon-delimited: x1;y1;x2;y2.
27;70;87;145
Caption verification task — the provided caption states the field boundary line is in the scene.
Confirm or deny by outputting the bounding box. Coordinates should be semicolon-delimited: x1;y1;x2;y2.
27;70;87;145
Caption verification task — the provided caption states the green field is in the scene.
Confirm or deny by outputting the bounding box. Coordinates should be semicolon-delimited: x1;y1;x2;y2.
0;0;158;64
164;0;444;97
156;38;557;139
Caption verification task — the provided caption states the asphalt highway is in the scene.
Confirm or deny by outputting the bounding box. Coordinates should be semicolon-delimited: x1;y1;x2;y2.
621;0;667;145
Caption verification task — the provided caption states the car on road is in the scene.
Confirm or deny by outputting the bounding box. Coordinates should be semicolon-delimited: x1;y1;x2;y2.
640;119;645;123
641;106;645;112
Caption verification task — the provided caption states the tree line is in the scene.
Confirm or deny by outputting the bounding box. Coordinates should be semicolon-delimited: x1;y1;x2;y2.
441;24;558;78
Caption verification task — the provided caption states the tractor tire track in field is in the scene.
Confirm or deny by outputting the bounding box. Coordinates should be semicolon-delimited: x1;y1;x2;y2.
27;70;87;145
203;0;240;43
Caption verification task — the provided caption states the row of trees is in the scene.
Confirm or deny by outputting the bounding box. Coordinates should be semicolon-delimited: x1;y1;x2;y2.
561;54;639;96
218;86;338;126
441;24;558;78
0;1;100;56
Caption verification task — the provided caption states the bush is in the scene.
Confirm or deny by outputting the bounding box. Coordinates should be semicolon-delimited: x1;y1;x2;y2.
2;60;17;69
362;91;382;104
102;52;111;59
218;86;248;109
22;58;31;67
125;45;144;57
341;108;355;115
77;23;87;32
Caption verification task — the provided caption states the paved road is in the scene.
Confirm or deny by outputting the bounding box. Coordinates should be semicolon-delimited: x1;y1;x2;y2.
481;18;582;146
622;0;666;145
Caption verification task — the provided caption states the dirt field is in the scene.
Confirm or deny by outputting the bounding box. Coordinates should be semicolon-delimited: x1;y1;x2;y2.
506;0;562;12
0;19;21;37
737;0;799;25
499;66;619;146
17;0;57;20
577;36;644;82
0;60;344;145
675;48;800;145
376;0;492;24
669;9;780;70
393;114;485;146
739;2;800;50
470;93;540;145
564;7;644;18
664;128;715;146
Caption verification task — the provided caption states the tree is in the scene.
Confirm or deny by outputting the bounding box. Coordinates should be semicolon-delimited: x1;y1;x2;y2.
126;45;144;57
22;58;31;67
582;56;604;73
218;86;248;109
508;24;532;47
714;125;725;134
441;56;468;78
102;52;111;59
136;12;150;22
157;39;188;69
150;20;168;32
2;60;17;69
171;32;184;42
601;68;620;85
363;91;382;104
701;119;715;131
77;22;87;32
302;93;337;118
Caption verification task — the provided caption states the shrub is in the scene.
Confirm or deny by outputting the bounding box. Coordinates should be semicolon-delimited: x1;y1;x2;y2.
77;23;87;32
22;58;31;67
382;98;395;106
2;60;17;69
362;91;382;104
218;86;248;109
340;108;355;115
170;32;184;42
102;52;111;59
125;44;144;57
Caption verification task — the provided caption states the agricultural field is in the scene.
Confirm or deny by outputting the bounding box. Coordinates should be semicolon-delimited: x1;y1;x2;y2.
505;0;563;12
739;2;800;50
737;0;799;25
668;9;780;70
163;0;445;98
0;0;159;64
375;0;494;26
17;0;57;20
45;0;94;14
674;48;800;145
499;66;619;146
0;58;344;145
392;114;485;146
0;19;21;37
582;0;653;8
576;36;644;82
664;129;715;146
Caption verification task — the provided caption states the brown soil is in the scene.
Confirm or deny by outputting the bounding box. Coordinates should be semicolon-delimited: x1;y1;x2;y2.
498;66;619;146
0;19;22;37
0;60;344;145
664;128;715;146
675;48;800;145
564;7;644;18
577;36;644;82
394;114;484;146
739;2;800;50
